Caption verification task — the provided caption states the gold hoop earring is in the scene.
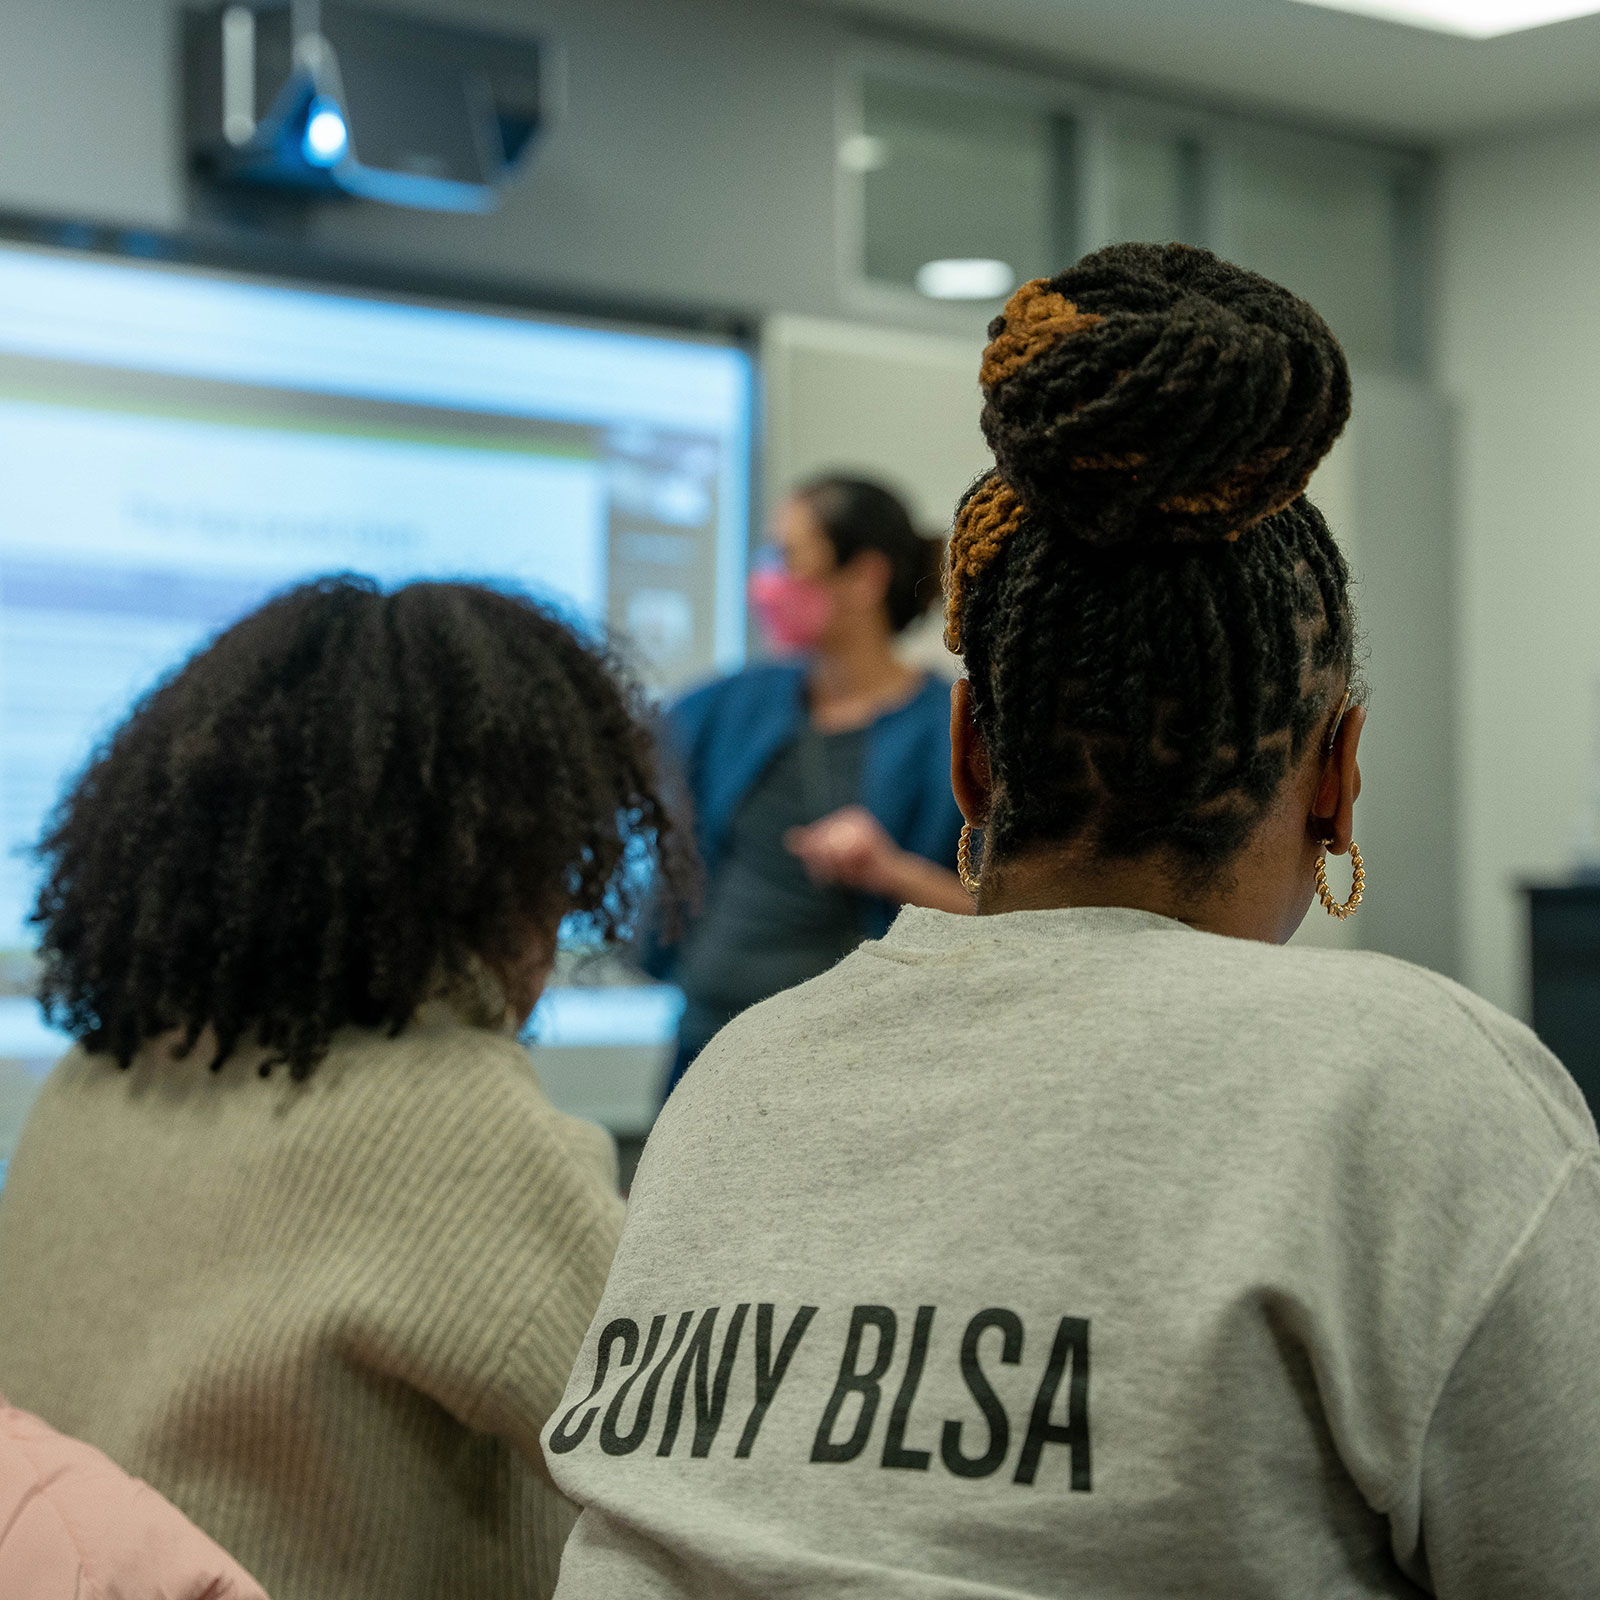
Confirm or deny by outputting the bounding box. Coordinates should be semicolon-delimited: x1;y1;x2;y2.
957;821;983;896
1315;840;1365;920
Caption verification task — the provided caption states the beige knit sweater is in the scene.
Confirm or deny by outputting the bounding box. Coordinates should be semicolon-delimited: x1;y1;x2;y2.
0;996;624;1600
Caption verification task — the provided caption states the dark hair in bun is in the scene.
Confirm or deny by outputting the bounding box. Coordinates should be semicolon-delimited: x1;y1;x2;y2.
946;242;1358;873
794;475;942;635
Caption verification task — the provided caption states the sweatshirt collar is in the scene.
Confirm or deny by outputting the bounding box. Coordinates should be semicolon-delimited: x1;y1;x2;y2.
875;903;1197;955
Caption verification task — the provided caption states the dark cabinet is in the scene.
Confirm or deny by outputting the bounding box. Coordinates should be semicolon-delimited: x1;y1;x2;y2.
1527;884;1600;1115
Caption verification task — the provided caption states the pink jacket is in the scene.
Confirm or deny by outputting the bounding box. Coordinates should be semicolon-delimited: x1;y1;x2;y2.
0;1399;270;1599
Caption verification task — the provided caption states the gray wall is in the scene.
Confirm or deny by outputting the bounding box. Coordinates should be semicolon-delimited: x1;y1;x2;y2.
0;0;972;334
0;0;184;225
1439;115;1600;1015
1346;376;1460;980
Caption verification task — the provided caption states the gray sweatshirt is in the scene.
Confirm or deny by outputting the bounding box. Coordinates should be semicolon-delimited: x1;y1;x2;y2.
545;906;1600;1597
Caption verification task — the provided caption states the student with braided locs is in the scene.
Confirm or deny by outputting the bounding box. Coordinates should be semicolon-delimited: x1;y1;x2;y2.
541;244;1600;1599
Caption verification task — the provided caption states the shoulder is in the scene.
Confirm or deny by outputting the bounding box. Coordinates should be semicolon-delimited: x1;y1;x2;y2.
875;672;953;738
664;663;804;761
908;671;954;718
303;1018;624;1215
0;1402;269;1599
0;1402;86;1591
715;926;1594;1162
1191;938;1597;1165
1374;954;1589;1123
671;662;804;721
298;1023;626;1358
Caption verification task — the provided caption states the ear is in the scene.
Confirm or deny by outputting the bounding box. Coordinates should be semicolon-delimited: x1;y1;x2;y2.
843;547;893;612
950;678;993;826
1308;702;1366;855
490;913;562;1032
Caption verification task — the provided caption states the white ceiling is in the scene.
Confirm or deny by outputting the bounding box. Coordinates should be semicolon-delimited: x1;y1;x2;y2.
808;0;1600;144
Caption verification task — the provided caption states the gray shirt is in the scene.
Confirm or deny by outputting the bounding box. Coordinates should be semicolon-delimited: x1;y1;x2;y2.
545;906;1600;1597
677;725;869;1019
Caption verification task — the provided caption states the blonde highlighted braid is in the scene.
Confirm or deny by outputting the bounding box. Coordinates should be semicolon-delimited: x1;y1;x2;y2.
977;279;1104;389
945;279;1106;653
944;476;1028;653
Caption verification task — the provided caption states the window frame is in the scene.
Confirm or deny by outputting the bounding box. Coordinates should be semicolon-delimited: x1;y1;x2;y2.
836;40;1434;373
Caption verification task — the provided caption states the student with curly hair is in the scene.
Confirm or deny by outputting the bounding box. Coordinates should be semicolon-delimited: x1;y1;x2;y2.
541;246;1600;1598
0;577;690;1600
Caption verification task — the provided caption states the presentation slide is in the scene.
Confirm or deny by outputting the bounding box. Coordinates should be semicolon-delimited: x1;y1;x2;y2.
0;239;752;1125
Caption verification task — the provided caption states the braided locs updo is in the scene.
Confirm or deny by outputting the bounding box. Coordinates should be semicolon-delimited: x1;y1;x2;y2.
945;242;1357;872
32;577;693;1078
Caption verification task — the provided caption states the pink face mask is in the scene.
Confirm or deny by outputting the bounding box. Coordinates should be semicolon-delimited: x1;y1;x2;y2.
748;567;835;653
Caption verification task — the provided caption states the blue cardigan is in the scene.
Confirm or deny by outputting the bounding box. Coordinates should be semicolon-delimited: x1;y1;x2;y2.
659;662;964;953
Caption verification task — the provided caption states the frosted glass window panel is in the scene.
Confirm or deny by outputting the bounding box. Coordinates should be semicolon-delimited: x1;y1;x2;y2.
1104;125;1191;249
861;77;1055;294
1215;143;1399;369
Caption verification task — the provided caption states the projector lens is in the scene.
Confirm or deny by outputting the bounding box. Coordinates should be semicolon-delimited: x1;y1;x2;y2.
302;99;349;167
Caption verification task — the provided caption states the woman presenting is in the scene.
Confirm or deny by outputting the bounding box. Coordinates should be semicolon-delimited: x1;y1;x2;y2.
655;475;967;1096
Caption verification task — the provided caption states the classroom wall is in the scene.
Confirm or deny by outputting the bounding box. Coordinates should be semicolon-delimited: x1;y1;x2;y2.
1340;375;1460;978
1438;116;1600;1016
0;0;181;226
763;316;988;526
0;0;989;337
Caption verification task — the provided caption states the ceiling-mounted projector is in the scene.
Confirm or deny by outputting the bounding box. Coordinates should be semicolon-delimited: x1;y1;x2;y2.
184;1;545;212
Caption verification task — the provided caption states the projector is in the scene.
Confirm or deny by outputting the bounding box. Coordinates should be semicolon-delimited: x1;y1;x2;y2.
184;1;545;212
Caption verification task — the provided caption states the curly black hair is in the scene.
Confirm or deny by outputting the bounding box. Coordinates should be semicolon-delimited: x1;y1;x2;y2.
944;242;1357;872
32;577;692;1078
794;475;943;634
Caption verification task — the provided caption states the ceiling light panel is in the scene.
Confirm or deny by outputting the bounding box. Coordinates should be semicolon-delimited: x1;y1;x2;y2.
1287;0;1600;37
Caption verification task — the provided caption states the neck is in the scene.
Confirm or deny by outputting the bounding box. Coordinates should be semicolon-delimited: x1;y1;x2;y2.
807;622;917;731
975;843;1300;944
